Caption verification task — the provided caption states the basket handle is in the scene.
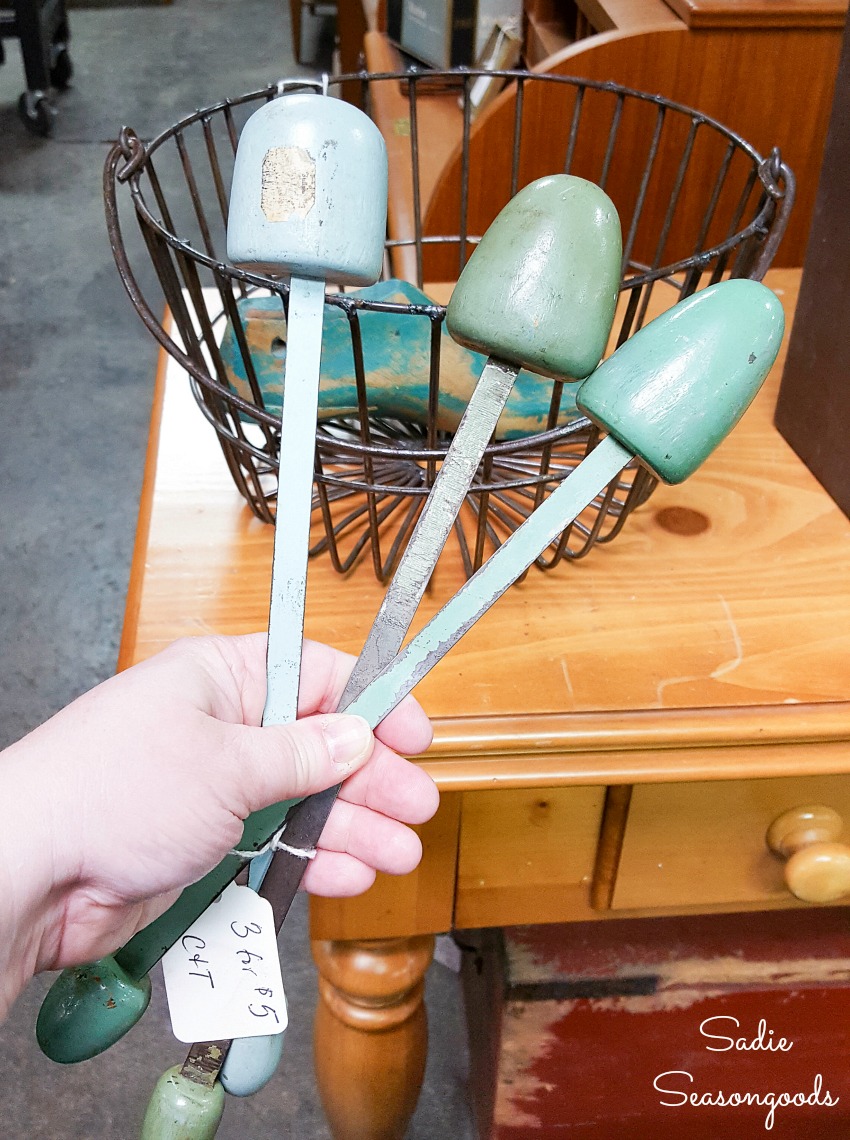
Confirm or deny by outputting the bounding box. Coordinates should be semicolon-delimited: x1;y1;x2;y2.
750;150;796;281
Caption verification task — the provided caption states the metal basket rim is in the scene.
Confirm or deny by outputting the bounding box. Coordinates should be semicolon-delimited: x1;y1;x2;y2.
111;70;789;301
102;69;795;457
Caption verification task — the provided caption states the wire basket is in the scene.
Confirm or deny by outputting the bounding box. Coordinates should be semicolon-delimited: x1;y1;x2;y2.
104;70;794;581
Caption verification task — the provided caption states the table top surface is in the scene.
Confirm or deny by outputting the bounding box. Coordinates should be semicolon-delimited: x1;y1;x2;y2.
121;268;850;788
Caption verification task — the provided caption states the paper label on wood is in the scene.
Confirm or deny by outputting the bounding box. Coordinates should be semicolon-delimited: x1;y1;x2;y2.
261;146;315;221
162;884;287;1043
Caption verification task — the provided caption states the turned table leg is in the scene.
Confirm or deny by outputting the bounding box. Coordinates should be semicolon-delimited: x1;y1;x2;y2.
312;935;435;1140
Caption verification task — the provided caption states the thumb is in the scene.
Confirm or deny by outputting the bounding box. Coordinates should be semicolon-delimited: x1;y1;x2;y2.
227;713;375;813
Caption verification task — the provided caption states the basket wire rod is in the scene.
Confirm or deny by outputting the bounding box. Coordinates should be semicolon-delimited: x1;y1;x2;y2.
690;138;737;264
539;463;620;567
312;482;410;554
407;73;425;290
510;75;525;200
627;116;699;285
458;72;473;276
170;248;273;477
174;132;217;259
620;103;666;276
596;466;657;545
318;453;426;485
729;226;761;283
495;472;633;526
484;451;581;492
222;103;240;154
532;379;567;512
316;456;426;494
142;152;186;255
313;420;593;483
139;225;209;390
177;258;239;396
453;509;475;579
348;306;385;578
425;315;442;486
710;163;760;284
468;488;511;549
186;379;280;469
563;84;585;174
598;91;625;191
615;283;643;350
209;273;271;416
200;116;232;234
210;270;278;451
378;492;427;581
679;262;705;302
185;371;267;514
635;136;735;330
464;482;514;565
472;452;494;571
312;453;348;573
318;493;408;574
483;483;587;567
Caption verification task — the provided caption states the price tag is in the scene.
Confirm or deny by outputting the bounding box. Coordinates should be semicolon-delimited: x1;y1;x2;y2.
161;884;288;1044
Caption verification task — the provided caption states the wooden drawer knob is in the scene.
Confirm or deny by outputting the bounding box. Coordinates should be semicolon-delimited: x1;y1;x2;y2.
767;805;850;903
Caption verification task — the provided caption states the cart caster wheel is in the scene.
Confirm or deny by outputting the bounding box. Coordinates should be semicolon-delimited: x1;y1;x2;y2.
50;47;73;90
17;91;56;137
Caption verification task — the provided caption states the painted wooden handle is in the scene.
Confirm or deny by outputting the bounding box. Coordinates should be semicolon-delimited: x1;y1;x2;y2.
227;92;387;286
446;175;621;380
139;1067;225;1140
767;805;850;903
578;279;785;483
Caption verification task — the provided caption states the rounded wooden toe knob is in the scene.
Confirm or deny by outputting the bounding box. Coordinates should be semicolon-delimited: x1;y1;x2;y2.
767;805;850;903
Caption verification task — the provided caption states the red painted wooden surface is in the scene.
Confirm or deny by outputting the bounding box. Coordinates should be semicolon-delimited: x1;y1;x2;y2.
462;911;850;1138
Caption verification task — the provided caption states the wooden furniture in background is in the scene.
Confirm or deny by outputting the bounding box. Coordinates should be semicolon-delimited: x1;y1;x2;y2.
775;16;850;519
122;269;850;1138
362;0;845;281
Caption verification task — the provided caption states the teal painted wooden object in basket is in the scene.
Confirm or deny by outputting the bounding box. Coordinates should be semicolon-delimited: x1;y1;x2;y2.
218;279;582;440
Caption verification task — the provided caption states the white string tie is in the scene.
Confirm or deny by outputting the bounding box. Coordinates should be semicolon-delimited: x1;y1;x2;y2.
231;823;317;862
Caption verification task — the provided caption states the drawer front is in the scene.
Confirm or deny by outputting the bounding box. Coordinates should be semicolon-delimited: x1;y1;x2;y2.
612;775;850;910
455;786;605;927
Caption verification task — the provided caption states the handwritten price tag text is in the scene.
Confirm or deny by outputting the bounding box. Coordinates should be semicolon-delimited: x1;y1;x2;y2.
162;884;287;1043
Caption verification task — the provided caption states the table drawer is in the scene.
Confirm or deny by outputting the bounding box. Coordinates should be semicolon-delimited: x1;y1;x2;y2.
612;775;850;910
455;786;605;927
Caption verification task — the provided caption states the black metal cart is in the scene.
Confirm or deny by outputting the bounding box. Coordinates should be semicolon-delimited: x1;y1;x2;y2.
0;0;73;135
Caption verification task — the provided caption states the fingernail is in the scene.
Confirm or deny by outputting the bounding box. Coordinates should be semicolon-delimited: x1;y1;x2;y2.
322;714;374;772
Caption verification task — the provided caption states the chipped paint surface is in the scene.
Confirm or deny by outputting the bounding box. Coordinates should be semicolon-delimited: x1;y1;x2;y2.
494;1000;578;1129
485;920;850;1137
219;283;580;439
489;987;850;1137
260;146;315;221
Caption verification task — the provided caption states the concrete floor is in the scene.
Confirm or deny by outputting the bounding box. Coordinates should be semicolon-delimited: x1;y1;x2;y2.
0;3;474;1135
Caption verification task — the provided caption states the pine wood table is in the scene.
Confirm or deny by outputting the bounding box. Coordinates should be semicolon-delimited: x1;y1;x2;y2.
121;268;850;1138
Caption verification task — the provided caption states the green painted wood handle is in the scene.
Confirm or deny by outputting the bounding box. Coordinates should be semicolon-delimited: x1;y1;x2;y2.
36;797;302;1063
577;278;785;483
139;1067;225;1140
446;175;621;381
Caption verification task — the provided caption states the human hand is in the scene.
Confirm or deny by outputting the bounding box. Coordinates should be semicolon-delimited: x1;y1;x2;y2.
0;634;435;1016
